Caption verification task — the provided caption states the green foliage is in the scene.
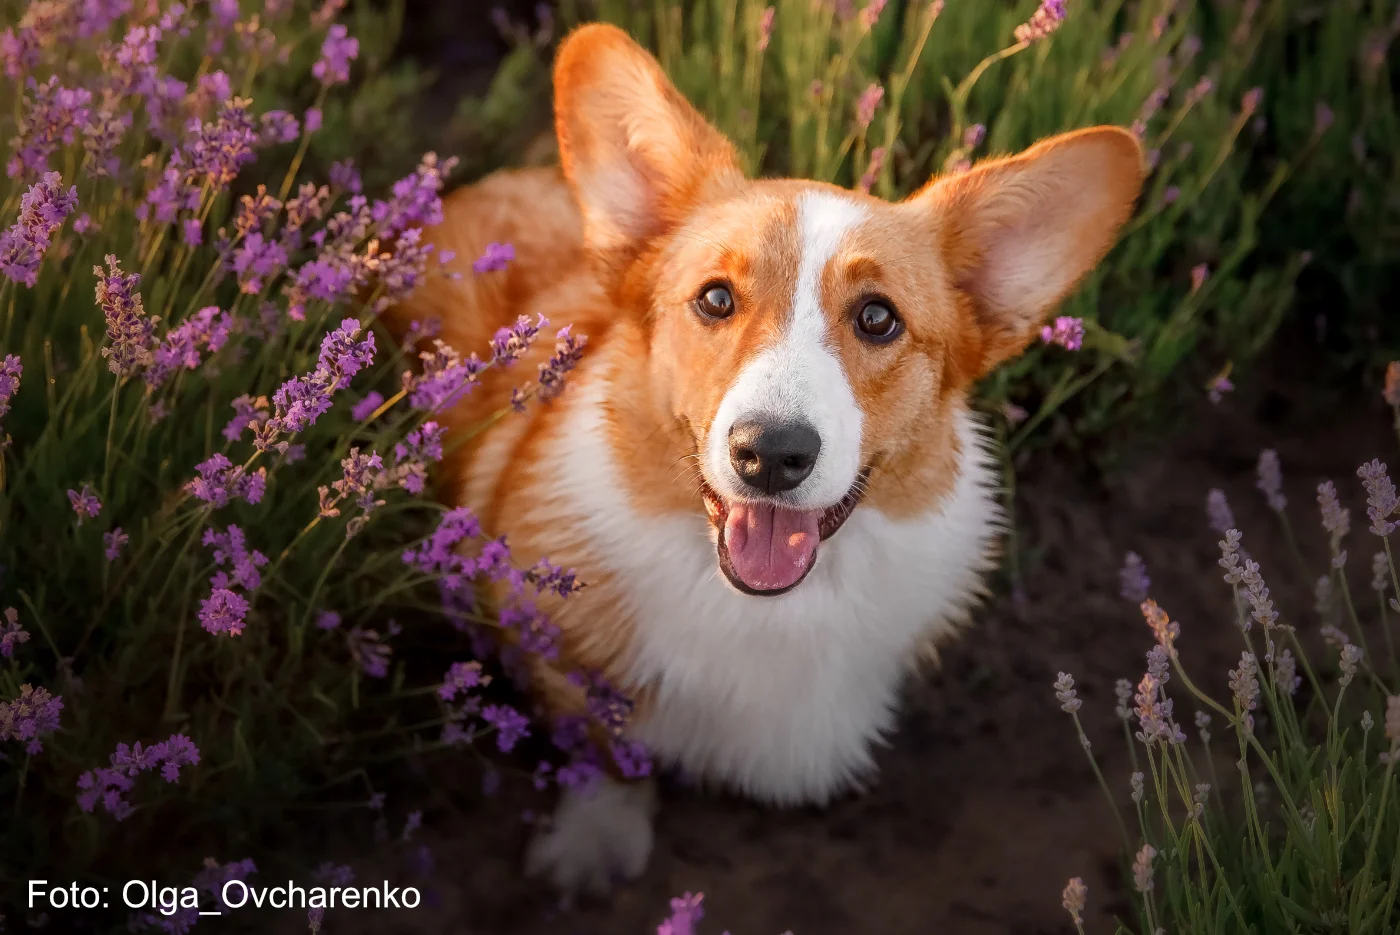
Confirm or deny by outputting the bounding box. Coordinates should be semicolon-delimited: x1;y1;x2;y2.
1057;451;1400;934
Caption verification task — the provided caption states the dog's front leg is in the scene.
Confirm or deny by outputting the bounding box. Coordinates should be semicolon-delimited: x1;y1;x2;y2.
524;770;658;902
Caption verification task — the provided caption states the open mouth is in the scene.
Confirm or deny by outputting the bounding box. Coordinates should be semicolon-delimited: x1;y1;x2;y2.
699;468;871;597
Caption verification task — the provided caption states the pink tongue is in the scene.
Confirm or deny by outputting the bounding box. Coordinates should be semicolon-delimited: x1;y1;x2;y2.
723;502;822;592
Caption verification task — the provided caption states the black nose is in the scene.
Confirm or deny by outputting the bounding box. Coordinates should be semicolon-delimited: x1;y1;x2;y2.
728;420;821;495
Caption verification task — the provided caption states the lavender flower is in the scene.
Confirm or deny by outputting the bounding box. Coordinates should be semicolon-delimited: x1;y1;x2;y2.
1120;552;1150;602
352;391;385;422
373;152;457;238
1062;877;1087;926
854;83;884;129
1014;0;1068;44
1206;489;1235;534
1228;651;1260;729
757;6;775;50
347;625;392;677
1339;643;1363;688
1190;264;1210;294
199;589;250;637
1040;316;1084;350
491;314;548;365
439;661;486;702
0;171;78;287
473;241;514;274
1054;672;1081;713
1141;599;1179;650
1317;480;1351;554
95;254;155;378
146;306;233;388
7;77;92;179
405;339;486;412
390;421;446;494
1195;710;1212;744
0;353;21;422
1;607;29;658
313;23;359;86
482;704;530;752
962;123;986;149
1256;450;1286;512
858;0;886;30
204;526;269;592
1131;844;1156;893
1207;369;1234;404
1241;86;1264;116
76;733;200;818
1114;678;1133;721
856;146;886;194
1358;459;1398;536
253;320;375;451
1373;552;1391;593
658;892;704;935
185;453;266;508
68;484;102;523
103;528;128;562
1;684;64;754
536;326;588;402
1273;648;1300;696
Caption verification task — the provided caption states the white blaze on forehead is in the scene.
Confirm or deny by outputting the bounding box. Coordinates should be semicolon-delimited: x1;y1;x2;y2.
704;190;867;509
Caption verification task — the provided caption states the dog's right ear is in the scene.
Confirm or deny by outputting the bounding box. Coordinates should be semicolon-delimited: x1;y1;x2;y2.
553;24;742;258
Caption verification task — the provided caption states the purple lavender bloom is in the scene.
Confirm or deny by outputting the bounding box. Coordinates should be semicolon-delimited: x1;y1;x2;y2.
68;484;102;524
1120;552;1150;602
405;340;487;412
304;107;323;134
330;159;362;193
230;231;288;294
1040;316;1084;350
439;661;485;702
347;626;392;678
315;610;342;631
0;354;21;420
611;738;654;778
491;314;548;365
1359;459;1399;537
185;453;267;508
258;110;299;146
0;171;78;287
95;254;154;378
1;684;63;754
103;527;129;562
391;420;447;493
962;123;986;149
318;318;376;389
199;588;250;636
146;306;233;388
658;893;705;935
536;326;588;401
222;394;268;442
352;391;385;422
1206;489;1235;534
482;704;530;752
473;242;515;274
1162;185;1180;205
855;83;884;129
203;526;269;592
313;23;359;85
153;734;200;782
6;77;92;179
374;153;457;238
1014;0;1067;44
1;607;29;658
403;506;482;585
1256;450;1286;512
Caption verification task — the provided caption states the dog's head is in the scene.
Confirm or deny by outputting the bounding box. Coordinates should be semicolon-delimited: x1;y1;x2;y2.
554;24;1144;597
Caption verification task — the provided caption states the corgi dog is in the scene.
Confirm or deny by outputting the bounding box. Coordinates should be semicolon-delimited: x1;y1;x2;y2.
388;23;1143;899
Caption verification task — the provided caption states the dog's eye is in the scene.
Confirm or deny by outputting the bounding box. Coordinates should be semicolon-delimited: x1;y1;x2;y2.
695;283;736;321
855;300;902;343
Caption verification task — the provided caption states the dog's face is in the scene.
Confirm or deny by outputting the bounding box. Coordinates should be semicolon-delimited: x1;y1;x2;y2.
554;25;1144;596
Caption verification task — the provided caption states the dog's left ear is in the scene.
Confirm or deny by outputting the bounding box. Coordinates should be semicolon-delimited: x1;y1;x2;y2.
553;23;743;259
906;126;1145;377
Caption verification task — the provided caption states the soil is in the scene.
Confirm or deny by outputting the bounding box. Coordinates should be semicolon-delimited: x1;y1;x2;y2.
294;321;1388;935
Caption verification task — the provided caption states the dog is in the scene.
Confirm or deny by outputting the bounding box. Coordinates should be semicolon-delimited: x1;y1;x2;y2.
387;22;1144;899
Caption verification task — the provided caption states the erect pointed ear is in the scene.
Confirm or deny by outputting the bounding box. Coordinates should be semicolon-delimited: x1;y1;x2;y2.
908;126;1145;376
553;23;743;257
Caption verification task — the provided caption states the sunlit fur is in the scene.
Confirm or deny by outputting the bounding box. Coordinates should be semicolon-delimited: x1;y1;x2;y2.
385;23;1145;895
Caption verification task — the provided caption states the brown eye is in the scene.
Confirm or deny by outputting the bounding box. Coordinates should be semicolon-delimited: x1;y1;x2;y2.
855;300;901;343
695;283;735;321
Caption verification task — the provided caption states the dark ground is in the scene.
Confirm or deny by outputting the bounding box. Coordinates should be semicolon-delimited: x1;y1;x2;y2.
278;8;1395;933
297;325;1387;935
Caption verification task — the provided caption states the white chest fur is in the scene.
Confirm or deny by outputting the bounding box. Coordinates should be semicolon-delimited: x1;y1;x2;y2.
527;369;1003;807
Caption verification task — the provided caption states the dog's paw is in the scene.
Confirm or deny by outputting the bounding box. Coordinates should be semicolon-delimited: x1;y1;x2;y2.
525;776;657;901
